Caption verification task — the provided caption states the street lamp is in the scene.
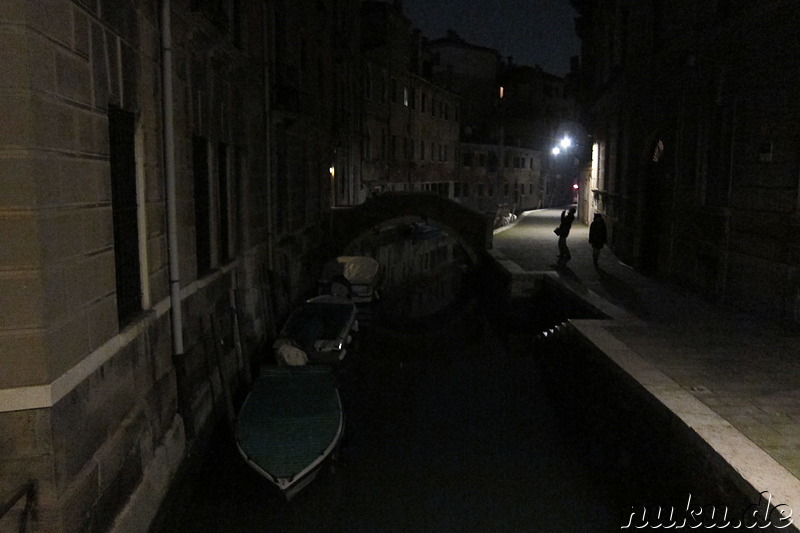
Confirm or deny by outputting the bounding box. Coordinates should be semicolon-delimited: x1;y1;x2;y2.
551;136;572;157
548;135;577;207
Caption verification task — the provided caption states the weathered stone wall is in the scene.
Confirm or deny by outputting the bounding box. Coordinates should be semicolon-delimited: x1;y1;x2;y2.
0;1;268;532
577;1;800;326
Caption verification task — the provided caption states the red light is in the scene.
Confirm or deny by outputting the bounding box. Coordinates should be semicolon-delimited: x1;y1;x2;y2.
572;184;579;190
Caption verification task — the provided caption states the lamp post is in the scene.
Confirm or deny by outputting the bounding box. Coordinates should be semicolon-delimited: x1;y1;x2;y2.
549;135;582;208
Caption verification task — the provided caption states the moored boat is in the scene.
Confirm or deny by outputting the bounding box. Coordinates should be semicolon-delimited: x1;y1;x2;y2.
234;366;344;500
319;255;381;304
273;295;358;366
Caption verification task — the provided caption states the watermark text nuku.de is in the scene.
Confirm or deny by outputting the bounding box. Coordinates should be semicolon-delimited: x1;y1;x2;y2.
621;491;793;529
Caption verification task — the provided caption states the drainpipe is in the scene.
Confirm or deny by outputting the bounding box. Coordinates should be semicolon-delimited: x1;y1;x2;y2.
263;3;274;271
162;0;184;356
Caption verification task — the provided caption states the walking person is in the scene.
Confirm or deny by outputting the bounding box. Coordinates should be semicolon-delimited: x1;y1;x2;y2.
589;212;608;269
556;207;576;267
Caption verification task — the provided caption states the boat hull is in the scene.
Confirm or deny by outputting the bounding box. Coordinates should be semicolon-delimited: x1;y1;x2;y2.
273;295;358;366
235;366;344;500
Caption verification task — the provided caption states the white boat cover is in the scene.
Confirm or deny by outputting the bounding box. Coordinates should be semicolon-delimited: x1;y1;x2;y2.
323;256;379;285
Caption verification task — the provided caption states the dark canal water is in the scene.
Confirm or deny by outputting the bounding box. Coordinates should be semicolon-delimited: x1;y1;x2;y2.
151;224;635;532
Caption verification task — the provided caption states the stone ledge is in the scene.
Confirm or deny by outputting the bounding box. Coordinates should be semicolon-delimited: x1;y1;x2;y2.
571;320;800;531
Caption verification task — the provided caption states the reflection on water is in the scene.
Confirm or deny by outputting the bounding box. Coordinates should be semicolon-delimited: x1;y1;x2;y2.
345;219;472;326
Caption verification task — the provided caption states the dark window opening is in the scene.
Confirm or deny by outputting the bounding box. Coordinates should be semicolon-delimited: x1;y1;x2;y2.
191;0;241;45
108;106;142;326
217;143;230;264
193;136;211;275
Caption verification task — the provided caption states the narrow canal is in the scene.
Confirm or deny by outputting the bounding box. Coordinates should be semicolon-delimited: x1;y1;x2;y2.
151;222;636;532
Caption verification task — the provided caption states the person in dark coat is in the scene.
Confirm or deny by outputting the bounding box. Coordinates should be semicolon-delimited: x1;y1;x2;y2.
589;212;608;268
556;207;576;266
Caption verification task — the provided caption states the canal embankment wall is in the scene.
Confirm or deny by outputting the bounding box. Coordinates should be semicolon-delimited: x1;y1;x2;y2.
482;250;800;531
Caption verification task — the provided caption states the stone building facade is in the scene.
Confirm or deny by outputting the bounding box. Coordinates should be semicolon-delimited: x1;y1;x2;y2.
572;0;800;324
0;0;351;531
0;1;583;531
360;1;460;200
427;32;580;218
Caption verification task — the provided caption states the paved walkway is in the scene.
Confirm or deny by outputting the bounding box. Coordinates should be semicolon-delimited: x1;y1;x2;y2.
492;207;800;524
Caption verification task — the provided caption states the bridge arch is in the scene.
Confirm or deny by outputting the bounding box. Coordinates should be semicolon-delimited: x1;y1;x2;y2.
327;192;492;263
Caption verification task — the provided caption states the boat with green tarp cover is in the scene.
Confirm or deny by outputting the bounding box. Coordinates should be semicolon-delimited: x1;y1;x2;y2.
234;366;344;500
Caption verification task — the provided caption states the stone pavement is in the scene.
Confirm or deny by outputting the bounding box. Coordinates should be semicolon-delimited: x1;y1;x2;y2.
491;207;800;526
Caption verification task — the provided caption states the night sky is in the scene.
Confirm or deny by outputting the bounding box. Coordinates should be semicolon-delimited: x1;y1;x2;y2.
402;0;580;76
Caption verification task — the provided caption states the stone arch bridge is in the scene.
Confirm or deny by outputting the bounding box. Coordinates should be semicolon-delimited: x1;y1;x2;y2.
327;192;492;262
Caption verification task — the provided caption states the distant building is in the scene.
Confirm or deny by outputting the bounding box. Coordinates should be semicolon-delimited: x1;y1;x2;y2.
360;1;460;200
571;0;800;325
426;32;579;219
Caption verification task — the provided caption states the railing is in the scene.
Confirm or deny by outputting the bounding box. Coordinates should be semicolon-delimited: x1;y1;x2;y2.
0;481;36;533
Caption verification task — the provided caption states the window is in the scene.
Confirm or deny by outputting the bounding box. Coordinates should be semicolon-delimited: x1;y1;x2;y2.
403;86;409;107
191;0;241;44
363;133;371;160
652;0;664;52
193;136;211;275
717;0;732;19
378;75;386;103
705;107;734;207
390;78;397;102
758;142;773;162
364;69;372;100
420;140;425;161
421;93;427;113
275;124;288;232
108;106;142;325
217;143;231;264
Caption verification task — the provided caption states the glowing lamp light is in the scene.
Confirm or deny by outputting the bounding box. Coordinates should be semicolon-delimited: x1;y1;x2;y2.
560;136;572;149
329;166;335;178
572;184;579;190
551;147;561;156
